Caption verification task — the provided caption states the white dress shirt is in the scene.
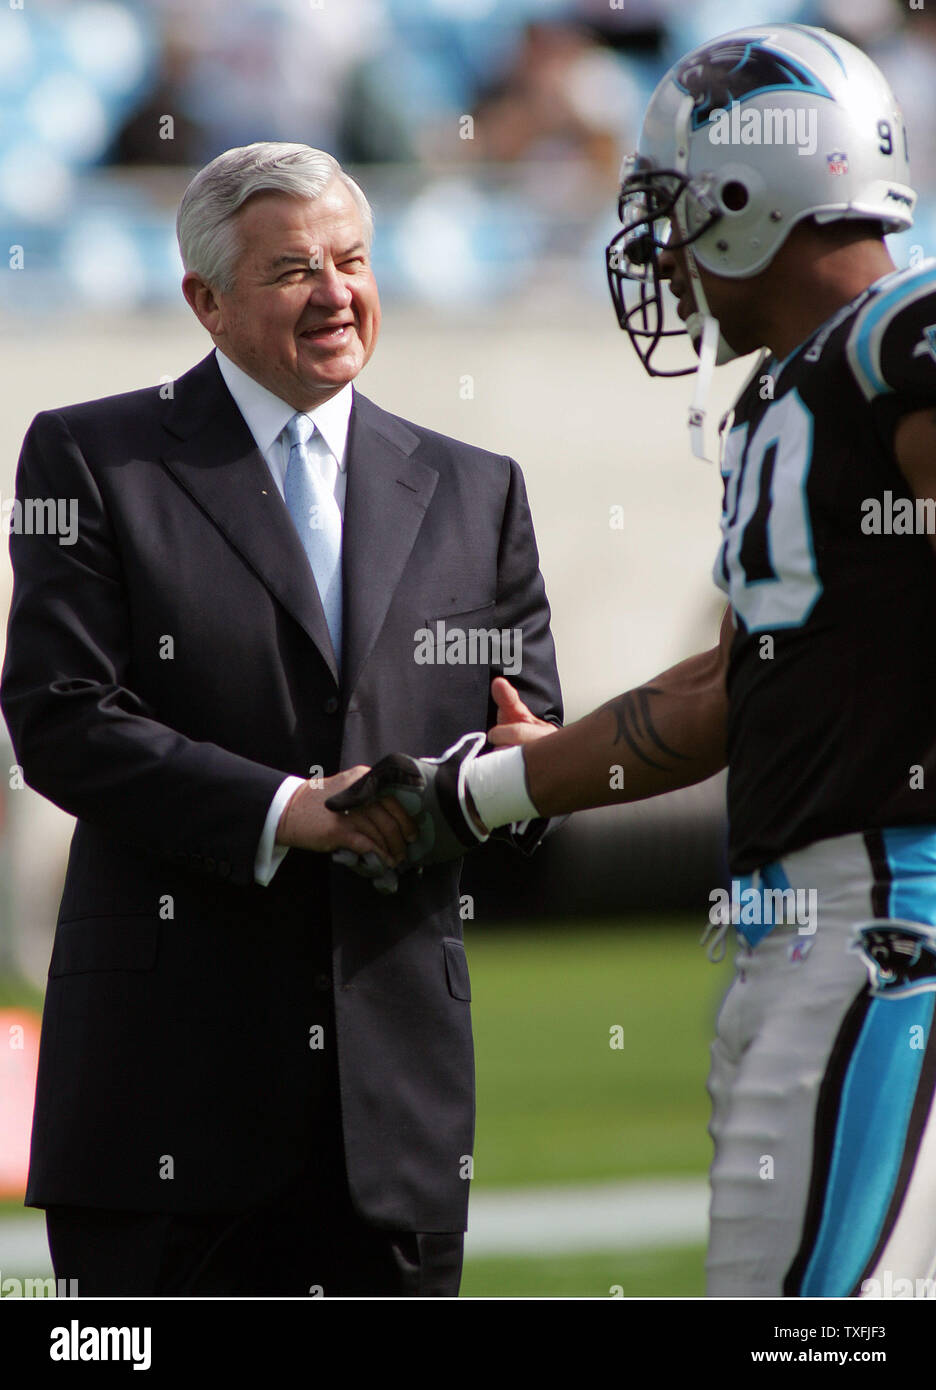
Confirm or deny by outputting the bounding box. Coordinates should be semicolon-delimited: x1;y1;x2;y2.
214;349;353;886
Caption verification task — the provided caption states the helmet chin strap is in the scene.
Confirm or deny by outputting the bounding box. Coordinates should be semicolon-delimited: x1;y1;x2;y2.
683;244;738;462
687;313;720;462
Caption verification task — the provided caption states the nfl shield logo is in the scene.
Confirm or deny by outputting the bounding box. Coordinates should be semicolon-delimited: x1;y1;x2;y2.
827;151;848;175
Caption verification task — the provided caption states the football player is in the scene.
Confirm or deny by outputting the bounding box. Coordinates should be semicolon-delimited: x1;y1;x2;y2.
330;24;936;1298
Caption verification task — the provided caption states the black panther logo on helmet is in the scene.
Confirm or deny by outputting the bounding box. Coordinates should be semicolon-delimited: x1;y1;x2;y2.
674;39;832;130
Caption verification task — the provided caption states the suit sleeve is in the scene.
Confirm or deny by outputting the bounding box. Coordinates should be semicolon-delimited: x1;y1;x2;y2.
0;411;288;887
488;456;563;854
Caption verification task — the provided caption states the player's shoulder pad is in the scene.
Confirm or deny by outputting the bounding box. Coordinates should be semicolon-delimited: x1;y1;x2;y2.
845;258;936;401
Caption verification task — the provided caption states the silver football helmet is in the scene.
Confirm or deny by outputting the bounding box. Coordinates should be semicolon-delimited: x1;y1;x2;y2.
606;23;916;380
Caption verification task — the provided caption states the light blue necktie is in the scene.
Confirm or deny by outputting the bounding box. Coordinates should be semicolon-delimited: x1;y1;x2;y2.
283;412;343;668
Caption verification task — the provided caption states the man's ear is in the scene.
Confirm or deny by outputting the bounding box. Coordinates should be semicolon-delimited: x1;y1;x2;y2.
182;272;224;334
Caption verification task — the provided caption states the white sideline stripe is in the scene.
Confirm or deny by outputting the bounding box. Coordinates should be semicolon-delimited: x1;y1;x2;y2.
465;1179;709;1256
0;1179;710;1275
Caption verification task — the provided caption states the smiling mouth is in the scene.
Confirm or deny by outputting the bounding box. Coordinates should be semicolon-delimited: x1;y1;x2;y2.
300;323;354;343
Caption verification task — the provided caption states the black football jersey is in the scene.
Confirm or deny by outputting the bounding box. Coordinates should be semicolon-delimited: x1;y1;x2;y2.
714;259;936;873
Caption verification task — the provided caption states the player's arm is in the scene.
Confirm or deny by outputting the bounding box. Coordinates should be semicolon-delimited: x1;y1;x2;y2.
327;607;732;855
849;281;936;546
514;605;732;818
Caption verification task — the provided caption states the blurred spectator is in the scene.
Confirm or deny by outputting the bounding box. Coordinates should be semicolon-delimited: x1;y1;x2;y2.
472;22;638;189
110;22;203;164
111;0;390;166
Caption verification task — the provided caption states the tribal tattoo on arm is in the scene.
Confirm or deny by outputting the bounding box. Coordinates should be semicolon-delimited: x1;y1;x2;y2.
608;685;693;773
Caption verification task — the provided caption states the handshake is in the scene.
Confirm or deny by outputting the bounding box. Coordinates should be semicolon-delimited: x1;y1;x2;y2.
326;731;492;893
274;678;557;893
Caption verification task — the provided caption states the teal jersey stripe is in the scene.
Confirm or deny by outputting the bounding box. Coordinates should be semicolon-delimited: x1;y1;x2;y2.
849;265;936;399
882;826;936;925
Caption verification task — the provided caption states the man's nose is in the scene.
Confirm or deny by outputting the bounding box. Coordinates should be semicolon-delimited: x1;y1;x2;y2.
308;265;353;308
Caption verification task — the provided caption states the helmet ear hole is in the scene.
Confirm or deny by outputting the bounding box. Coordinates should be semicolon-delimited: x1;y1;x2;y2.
721;180;749;212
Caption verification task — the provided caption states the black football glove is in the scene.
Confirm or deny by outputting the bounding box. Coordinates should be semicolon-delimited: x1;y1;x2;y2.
331;849;400;895
326;732;490;880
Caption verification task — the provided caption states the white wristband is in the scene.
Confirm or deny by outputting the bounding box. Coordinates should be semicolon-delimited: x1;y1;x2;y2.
465;746;539;831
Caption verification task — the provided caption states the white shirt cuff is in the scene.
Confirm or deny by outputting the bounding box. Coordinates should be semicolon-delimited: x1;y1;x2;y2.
254;776;307;885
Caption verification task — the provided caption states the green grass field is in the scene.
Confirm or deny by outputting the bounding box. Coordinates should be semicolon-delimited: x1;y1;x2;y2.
467;919;729;1188
461;1246;707;1298
460;918;729;1295
0;917;730;1296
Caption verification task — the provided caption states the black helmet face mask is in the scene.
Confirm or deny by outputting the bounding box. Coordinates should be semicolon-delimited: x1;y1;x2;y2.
605;156;722;378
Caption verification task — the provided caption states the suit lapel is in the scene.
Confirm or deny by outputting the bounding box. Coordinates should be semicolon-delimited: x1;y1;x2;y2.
161;354;339;682
341;394;438;696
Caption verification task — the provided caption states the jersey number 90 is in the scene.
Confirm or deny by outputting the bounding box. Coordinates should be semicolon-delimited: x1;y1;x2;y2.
714;390;823;631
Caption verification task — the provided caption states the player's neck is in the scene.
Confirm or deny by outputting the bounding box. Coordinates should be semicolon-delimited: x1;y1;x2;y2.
761;237;897;362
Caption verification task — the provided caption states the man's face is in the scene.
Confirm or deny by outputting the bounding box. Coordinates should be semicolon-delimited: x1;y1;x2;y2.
185;180;380;410
657;241;762;357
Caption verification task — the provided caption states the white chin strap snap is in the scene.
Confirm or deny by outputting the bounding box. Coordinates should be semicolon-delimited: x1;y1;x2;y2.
688;314;720;463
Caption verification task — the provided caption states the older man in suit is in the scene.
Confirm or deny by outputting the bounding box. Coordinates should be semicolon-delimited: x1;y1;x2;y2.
0;143;562;1297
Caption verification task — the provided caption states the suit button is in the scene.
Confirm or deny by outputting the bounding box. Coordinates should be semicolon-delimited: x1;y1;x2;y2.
314;973;331;992
323;696;339;715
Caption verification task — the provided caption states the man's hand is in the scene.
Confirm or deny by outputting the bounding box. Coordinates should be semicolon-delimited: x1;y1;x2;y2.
487;676;559;747
326;732;490;874
276;766;416;867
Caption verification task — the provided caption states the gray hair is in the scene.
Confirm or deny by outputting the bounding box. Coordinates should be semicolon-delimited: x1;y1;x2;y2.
177;142;374;292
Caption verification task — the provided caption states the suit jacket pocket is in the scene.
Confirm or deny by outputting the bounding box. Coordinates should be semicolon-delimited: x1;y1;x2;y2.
425;598;496;625
443;937;471;1002
420;598;513;690
50;916;160;976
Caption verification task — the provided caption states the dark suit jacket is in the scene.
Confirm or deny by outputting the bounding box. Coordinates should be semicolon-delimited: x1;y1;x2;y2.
0;352;562;1232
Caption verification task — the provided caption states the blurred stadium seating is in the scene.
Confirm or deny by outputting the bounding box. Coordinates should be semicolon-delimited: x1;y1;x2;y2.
2;0;931;313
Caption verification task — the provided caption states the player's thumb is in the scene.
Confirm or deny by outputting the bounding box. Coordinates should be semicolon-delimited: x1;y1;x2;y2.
492;676;534;723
